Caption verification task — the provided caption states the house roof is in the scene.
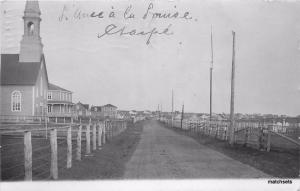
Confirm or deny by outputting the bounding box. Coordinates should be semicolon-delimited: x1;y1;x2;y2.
103;104;117;108
1;54;44;85
77;102;90;110
48;83;72;92
82;104;89;110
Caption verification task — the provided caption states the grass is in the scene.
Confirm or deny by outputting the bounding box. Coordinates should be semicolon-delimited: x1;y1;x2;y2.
58;121;143;180
164;124;299;178
0;121;144;181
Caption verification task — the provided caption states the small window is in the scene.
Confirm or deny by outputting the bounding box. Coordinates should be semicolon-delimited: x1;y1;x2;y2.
11;91;21;112
27;22;34;35
47;92;52;100
48;105;52;113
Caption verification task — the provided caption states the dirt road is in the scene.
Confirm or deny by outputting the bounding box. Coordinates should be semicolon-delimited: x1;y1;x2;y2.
123;120;270;179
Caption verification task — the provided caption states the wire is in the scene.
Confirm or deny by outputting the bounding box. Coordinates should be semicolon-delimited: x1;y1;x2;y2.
0;142;24;147
33;169;50;179
1;152;24;160
2;162;24;172
32;161;50;171
32;153;51;162
7;172;25;181
57;140;67;146
32;144;51;152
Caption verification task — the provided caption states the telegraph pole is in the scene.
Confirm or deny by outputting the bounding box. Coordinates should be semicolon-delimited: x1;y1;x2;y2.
229;31;236;145
210;25;214;123
181;103;184;129
171;89;174;126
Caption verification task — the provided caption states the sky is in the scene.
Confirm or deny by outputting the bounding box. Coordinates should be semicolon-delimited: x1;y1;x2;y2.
1;0;300;116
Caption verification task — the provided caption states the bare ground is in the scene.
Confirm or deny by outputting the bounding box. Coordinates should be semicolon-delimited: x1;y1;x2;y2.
123;120;270;179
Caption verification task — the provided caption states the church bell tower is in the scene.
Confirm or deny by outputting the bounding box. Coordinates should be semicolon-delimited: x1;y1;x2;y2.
19;0;43;62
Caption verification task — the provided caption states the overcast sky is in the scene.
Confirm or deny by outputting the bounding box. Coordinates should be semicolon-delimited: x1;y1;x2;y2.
1;0;300;116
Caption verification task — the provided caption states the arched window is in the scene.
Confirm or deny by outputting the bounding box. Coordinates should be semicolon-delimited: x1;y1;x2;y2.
27;22;34;35
11;91;21;112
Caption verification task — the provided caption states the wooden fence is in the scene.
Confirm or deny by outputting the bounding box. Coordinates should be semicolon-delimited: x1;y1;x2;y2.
161;119;300;152
0;119;128;181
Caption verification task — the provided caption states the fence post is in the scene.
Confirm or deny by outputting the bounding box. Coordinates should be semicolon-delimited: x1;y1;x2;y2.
102;122;106;144
267;129;271;152
67;126;72;168
258;126;263;150
110;122;113;139
244;128;248;146
98;123;102;148
50;129;58;180
215;123;219;138
111;122;113;138
106;121;110;141
24;131;32;181
93;123;97;151
0;134;1;181
86;124;91;155
76;125;82;160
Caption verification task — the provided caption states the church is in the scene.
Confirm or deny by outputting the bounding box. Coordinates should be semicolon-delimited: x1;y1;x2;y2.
0;1;73;119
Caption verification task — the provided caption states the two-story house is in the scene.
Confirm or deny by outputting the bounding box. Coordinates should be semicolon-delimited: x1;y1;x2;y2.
47;83;74;120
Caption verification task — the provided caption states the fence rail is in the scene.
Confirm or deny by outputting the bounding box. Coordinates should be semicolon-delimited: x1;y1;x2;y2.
0;119;129;181
160;118;300;152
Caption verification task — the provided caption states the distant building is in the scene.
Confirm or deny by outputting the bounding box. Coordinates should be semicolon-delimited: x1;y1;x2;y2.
74;102;91;118
117;110;131;119
47;83;74;118
102;104;117;118
91;106;103;118
0;1;49;118
91;104;117;119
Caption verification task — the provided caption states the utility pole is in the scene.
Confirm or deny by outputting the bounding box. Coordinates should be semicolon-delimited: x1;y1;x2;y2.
157;104;160;120
171;89;174;127
229;31;236;145
210;25;214;124
181;103;184;129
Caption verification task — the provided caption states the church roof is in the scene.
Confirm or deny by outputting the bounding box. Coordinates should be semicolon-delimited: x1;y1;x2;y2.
1;54;42;85
48;83;72;92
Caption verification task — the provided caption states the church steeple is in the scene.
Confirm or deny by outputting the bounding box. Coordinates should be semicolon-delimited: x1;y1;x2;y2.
19;0;43;62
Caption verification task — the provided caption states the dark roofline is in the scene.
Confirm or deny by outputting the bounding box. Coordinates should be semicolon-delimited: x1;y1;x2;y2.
41;55;49;86
48;83;72;92
1;54;48;86
102;104;117;108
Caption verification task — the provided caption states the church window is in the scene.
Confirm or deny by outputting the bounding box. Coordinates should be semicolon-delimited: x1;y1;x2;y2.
11;91;21;112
